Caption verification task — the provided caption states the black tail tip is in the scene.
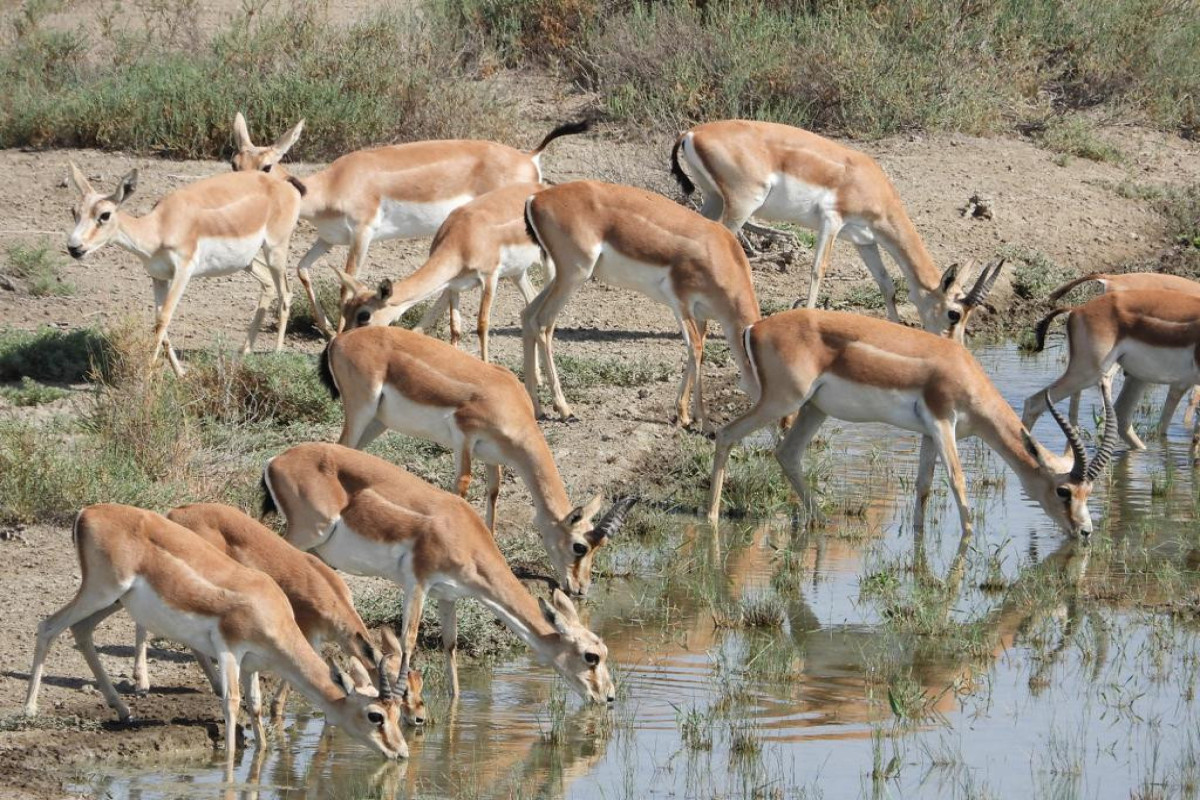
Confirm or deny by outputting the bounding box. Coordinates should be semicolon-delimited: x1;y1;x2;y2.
286;175;307;197
670;138;696;196
317;342;339;400
532;116;596;153
260;473;278;518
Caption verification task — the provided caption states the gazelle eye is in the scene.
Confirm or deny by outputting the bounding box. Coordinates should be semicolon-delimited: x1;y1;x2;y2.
262;164;273;173
1056;486;1071;499
368;711;384;725
98;212;111;224
583;652;600;667
947;309;962;323
356;310;371;326
572;542;589;557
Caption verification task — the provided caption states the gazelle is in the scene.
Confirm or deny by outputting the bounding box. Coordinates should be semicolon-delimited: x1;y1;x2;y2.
66;162;302;376
24;504;407;763
261;443;617;702
1024;289;1200;461
337;182;549;364
707;309;1117;538
231;112;590;334
522;180;761;427
1047;271;1200;428
670;120;973;333
125;503;425;726
319;325;635;596
946;259;1005;344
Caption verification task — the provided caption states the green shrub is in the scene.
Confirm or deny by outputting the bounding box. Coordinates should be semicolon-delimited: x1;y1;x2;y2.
0;327;110;383
4;241;73;296
183;350;337;426
0;377;69;406
1037;116;1123;163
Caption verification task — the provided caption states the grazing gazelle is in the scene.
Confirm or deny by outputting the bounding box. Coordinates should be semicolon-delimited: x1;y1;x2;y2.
24;504;407;762
262;443;619;701
522;180;761;427
125;503;425;726
1024;289;1200;461
1046;271;1200;428
65;162;302;375
319;325;635;597
708;309;1117;538
230;112;590;334
337;182;549;364
670;120;973;333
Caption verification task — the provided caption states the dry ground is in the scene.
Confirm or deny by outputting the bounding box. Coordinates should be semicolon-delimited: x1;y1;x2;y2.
1;72;1199;797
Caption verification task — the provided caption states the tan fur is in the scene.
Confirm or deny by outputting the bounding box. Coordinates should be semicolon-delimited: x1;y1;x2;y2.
66;164;301;375
326;326;613;596
677;120;968;333
263;443;616;703
523;180;761;428
24;504;407;762
709;310;1108;538
340;182;548;363
1023;289;1200;459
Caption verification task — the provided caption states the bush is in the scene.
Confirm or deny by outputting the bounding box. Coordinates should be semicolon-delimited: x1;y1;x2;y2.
0;327;110;383
4;241;73;296
183;350;337;426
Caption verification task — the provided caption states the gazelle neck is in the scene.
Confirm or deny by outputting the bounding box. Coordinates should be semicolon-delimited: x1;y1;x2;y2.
506;434;575;535
376;250;462;326
263;625;351;715
467;554;560;658
879;211;942;305
970;391;1054;489
113;211;161;262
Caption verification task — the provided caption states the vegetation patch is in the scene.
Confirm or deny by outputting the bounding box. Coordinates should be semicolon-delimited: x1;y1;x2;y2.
0;377;69;406
3;240;73;296
0;327;110;383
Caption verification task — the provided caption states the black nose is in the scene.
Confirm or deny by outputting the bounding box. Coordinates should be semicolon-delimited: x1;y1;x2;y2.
606;694;616;704
67;245;84;259
414;716;424;725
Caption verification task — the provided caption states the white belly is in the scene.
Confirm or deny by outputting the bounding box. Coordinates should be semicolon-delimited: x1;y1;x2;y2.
592;245;673;305
757;173;836;228
496;243;542;280
190;233;267;278
376;387;463;451
810;375;929;433
1118;341;1199;384
313;520;414;583
121;579;223;657
372;195;474;241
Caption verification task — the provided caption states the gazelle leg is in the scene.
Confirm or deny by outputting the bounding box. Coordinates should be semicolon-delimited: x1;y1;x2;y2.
447;291;462;349
338;401;387;450
522;269;587;420
930;417;972;537
151;265;193;373
709;395;801;521
477;275;498;363
241;258;277;356
438;598;459;697
1158;383;1188;438
913;435;938;536
193;650;223;694
453;442;472;498
802;216;843;310
398;585;426;678
336;229;372;334
774;404;829;523
295;239;334;336
71;604;130;720
242;670;266;745
218;651;242;762
1185;386;1200;429
133;623;150;695
855;243;900;323
265;243;292;353
151;277;186;376
484;463;501;533
1191;399;1200;465
1114;376;1149;450
270;681;292;722
515;271;545;384
413;291;451;336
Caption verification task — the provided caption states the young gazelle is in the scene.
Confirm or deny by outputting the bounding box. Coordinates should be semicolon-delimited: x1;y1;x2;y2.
319;325;635;597
231;113;590;334
1024;290;1200;461
1046;271;1200;428
66;163;302;375
337;182;548;364
24;504;407;763
126;503;425;726
708;309;1117;538
261;443;619;702
522;180;761;427
670;120;973;333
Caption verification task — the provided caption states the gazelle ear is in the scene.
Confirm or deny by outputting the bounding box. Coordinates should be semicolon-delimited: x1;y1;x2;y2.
539;596;568;634
329;659;356;695
550;588;581;624
331;266;366;293
356;632;381;666
378;279;393;300
109;170;137;205
67;161;94;196
273;118;305;157
1022;430;1051;470
347;657;375;694
940;263;960;293
233;112;253;150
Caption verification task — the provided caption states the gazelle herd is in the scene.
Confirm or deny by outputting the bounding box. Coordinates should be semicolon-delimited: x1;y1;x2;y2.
29;111;1198;771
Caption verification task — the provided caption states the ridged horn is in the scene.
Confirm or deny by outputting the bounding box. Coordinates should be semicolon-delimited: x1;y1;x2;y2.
587;496;638;545
1086;380;1118;481
1046;393;1087;482
377;654;395;702
964;258;1006;308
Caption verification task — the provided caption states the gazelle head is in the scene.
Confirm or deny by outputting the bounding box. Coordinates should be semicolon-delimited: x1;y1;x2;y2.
1020;379;1117;538
945;259;1006;343
230;111;304;177
399;668;426;727
329;658;408;760
66;163;137;260
335;271;399;330
538;588;616;704
548;496;638;597
352;632;426;726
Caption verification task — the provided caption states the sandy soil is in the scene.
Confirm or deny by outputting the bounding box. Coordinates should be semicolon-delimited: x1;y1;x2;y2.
2;68;1199;798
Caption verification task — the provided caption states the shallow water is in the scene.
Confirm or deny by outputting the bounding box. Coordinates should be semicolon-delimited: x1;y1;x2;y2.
71;341;1200;800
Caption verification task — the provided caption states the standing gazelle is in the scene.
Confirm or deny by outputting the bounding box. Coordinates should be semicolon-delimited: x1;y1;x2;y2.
337;182;549;363
24;504;408;763
231;113;590;334
66;163;302;375
126;503;425;726
1023;290;1200;462
320;325;634;597
671;120;973;334
262;443;619;702
522;180;761;427
708;309;1117;538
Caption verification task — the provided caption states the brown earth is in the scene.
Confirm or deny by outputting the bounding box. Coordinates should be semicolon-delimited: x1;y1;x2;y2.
2;59;1200;799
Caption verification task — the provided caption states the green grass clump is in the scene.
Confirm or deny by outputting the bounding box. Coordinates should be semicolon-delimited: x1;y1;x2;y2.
0;377;69;406
0;327;110;383
1;5;512;159
183;351;337;426
287;279;343;338
1002;246;1075;302
356;584;521;659
4;241;73;297
555;354;674;391
1037;116;1124;163
1161;183;1200;272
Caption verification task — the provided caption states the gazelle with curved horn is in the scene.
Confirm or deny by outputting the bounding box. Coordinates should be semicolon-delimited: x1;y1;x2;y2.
946;258;1006;344
24;504;408;762
708;309;1116;538
1024;289;1200;462
261;443;618;702
522;180;761;427
319;325;632;596
670;120;977;334
336;182;550;364
231;112;590;334
65;163;303;375
126;503;425;726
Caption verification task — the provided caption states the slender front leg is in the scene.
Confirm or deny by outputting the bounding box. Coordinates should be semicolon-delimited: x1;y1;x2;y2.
1114;376;1148;450
414;291;451;335
295;239;334;336
151;265;194;372
193;650;223;694
484;463;501;533
453;441;472;498
477;275;497;363
398;586;426;678
218;651;242;763
264;243;293;353
930;418;972;537
270;680;292;723
855;243;900;323
438;599;459;697
133;623;150;694
241;259;277;356
801;216;843;310
447;290;462;349
1158;383;1188;438
514;271;544;383
774;404;830;523
151;277;186;376
242;670;266;746
1185;386;1200;429
913;435;938;536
